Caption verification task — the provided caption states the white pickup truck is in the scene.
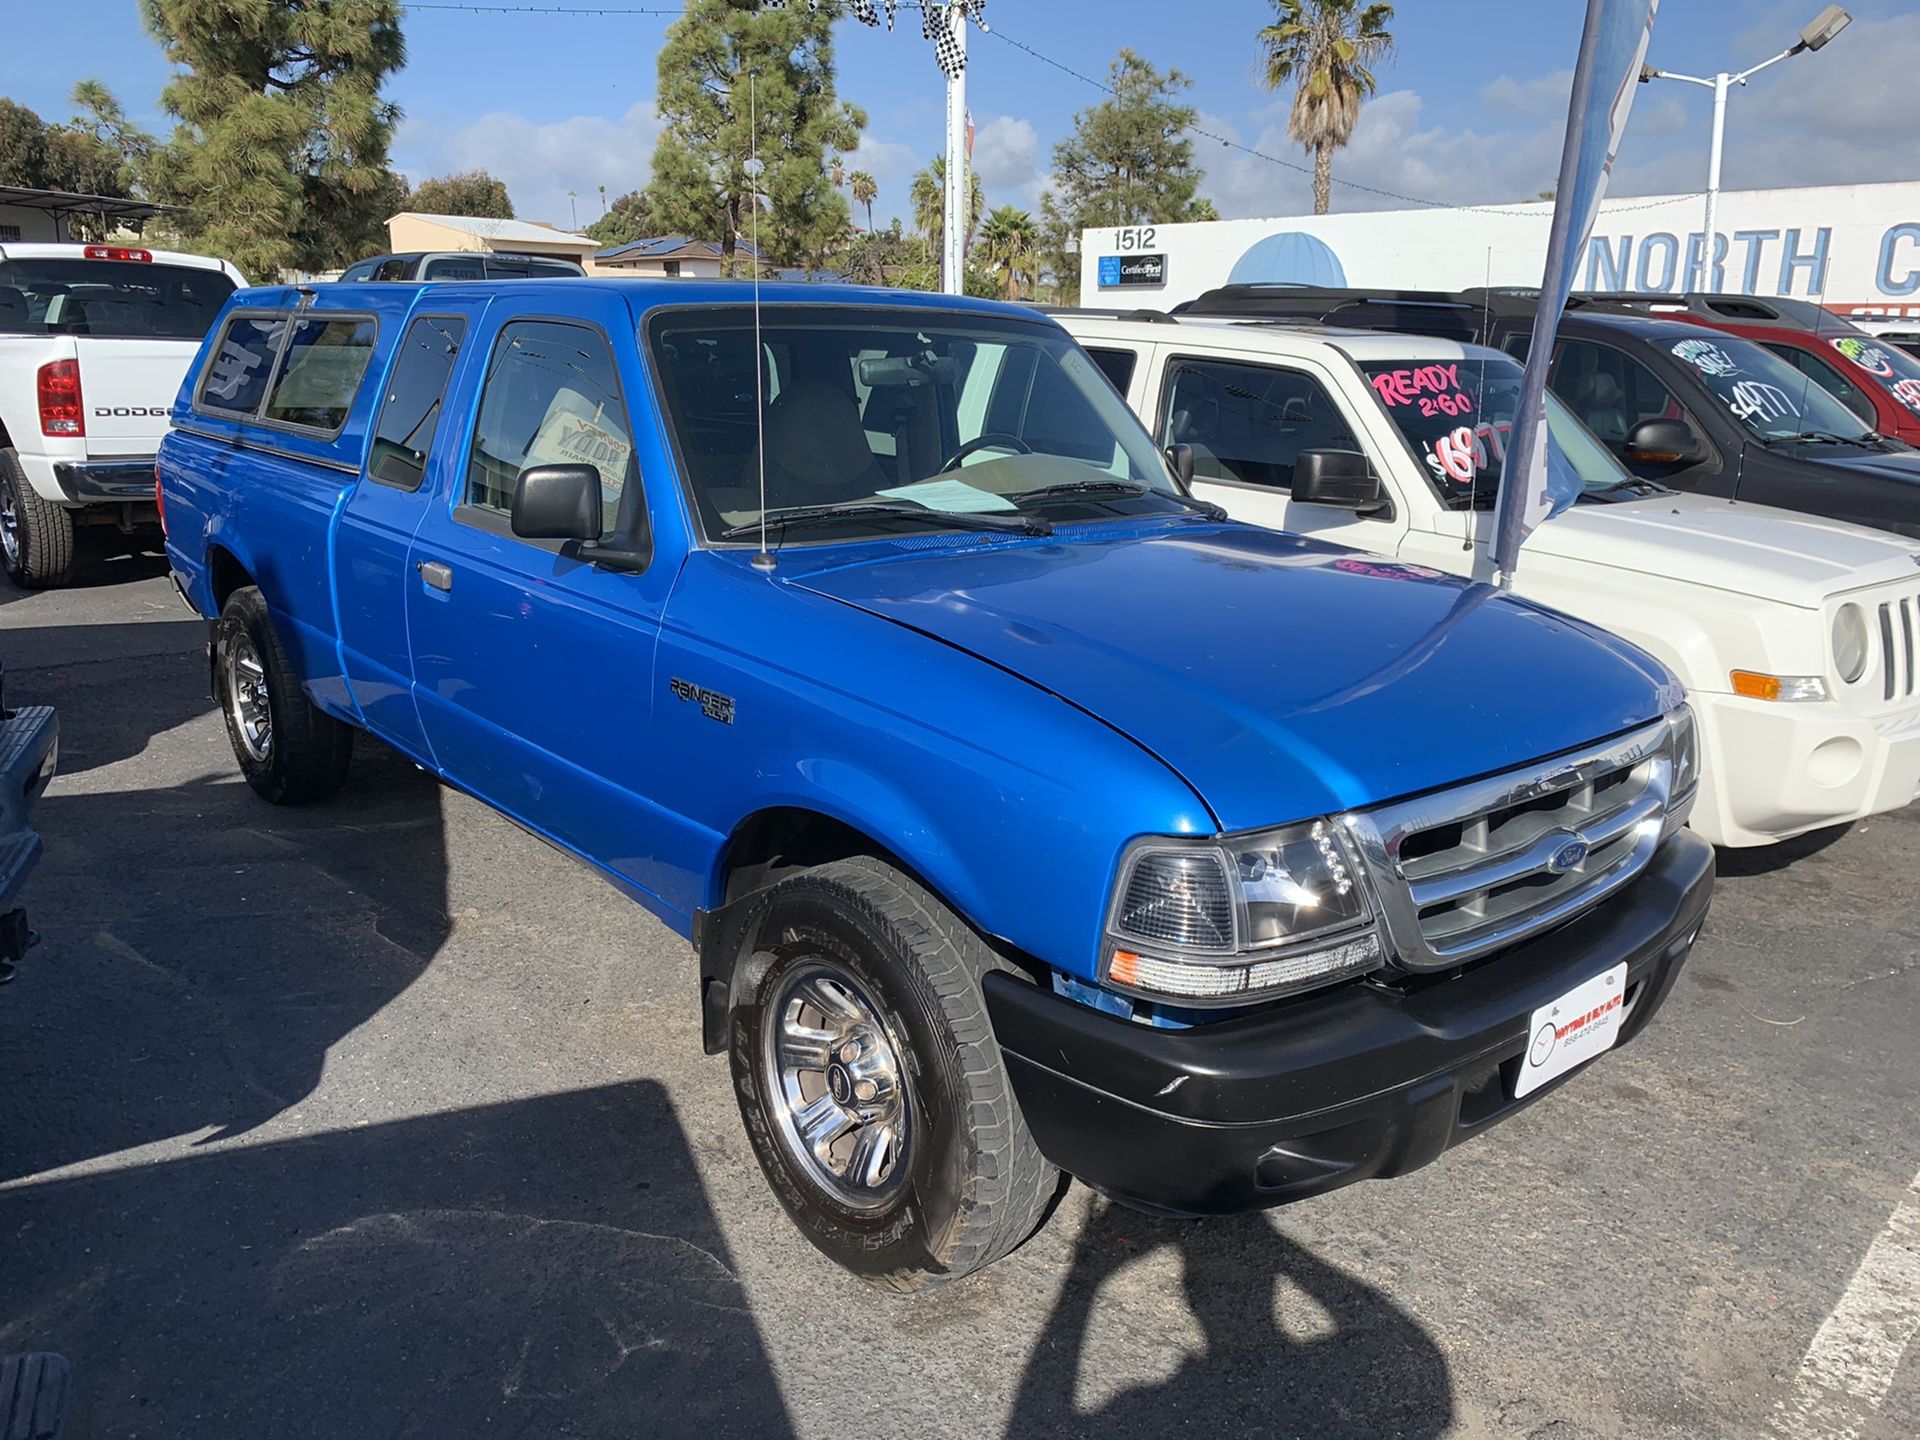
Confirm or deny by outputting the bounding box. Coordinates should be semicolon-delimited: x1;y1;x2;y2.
0;242;242;588
1059;311;1920;848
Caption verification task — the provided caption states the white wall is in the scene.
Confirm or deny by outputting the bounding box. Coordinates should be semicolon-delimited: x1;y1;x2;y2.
1079;181;1920;319
0;205;65;243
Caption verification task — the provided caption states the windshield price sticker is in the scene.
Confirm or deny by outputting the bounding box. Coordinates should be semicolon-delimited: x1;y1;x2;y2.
1515;961;1629;1098
1369;363;1476;418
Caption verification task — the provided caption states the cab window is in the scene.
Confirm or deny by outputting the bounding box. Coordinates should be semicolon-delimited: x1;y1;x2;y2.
1086;347;1138;395
1545;339;1680;452
197;314;289;416
464;319;632;541
1157;356;1358;488
369;316;466;490
261;315;378;433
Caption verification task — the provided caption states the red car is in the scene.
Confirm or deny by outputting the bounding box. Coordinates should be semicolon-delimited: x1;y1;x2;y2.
1582;292;1920;445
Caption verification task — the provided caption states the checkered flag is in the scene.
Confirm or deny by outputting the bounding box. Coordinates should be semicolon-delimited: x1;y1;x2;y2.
760;1;985;77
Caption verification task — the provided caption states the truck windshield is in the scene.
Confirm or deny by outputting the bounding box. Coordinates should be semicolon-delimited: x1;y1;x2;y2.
649;307;1182;543
0;258;235;339
1358;354;1634;505
1662;332;1872;442
1827;333;1920;422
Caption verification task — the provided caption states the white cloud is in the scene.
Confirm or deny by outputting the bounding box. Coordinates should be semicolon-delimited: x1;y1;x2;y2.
393;102;663;233
1479;69;1572;116
970;115;1047;210
1197;91;1564;221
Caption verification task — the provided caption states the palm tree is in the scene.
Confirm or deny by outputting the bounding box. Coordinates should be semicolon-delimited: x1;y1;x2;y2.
908;154;985;260
980;205;1039;301
830;157;847;191
1258;0;1395;215
850;170;878;231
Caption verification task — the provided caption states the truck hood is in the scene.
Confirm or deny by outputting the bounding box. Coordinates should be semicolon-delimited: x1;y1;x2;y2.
1521;491;1920;608
784;524;1678;832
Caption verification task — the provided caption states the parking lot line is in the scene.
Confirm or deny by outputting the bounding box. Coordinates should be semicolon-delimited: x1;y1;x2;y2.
1771;1166;1920;1440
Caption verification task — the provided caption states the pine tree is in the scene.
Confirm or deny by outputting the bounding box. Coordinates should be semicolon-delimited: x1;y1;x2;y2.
410;170;515;219
141;0;407;277
646;0;864;271
584;189;658;248
1042;50;1217;296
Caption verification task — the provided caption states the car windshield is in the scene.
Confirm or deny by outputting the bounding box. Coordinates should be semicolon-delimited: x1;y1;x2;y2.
1358;353;1633;504
1662;331;1872;441
648;307;1184;543
0;257;235;340
1827;332;1920;421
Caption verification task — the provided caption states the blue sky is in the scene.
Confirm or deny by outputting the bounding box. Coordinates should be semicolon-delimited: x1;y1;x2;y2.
10;1;1919;235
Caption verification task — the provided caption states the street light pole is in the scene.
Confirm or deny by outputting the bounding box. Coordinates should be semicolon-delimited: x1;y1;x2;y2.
1640;4;1851;292
942;3;968;296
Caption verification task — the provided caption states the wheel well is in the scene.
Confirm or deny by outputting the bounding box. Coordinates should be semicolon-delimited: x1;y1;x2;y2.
0;417;12;452
718;808;905;906
206;545;255;613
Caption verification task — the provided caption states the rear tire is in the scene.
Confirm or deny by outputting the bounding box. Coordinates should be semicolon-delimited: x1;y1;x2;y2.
214;585;353;804
729;856;1057;1291
1;448;76;590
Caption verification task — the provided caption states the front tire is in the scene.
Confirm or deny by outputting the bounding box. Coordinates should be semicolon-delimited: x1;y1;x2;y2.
214;585;353;804
729;857;1057;1291
1;448;75;589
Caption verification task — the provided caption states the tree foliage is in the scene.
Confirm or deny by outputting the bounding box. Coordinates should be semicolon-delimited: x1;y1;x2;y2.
584;188;657;248
1040;50;1217;296
1259;0;1395;214
646;0;864;270
140;0;408;277
409;169;515;219
979;205;1039;301
908;153;984;266
848;169;877;231
0;87;158;237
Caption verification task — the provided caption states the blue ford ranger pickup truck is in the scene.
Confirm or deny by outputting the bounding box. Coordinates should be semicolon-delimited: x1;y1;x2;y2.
159;279;1713;1289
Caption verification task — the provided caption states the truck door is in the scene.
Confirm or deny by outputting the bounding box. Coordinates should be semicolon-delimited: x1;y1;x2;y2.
1152;350;1410;550
334;295;491;761
402;294;680;907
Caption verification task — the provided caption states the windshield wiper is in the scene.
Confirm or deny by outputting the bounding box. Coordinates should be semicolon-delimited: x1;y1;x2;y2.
1771;430;1876;447
1007;478;1228;520
1596;475;1671;498
716;502;1051;542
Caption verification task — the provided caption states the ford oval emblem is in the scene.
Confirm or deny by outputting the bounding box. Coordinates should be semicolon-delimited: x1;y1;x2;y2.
1547;837;1590;874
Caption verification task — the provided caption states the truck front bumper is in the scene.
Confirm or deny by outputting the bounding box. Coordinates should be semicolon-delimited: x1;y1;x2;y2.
1693;692;1920;847
51;458;157;505
983;831;1714;1216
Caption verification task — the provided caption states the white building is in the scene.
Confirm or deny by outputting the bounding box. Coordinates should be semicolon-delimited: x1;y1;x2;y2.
1079;180;1920;320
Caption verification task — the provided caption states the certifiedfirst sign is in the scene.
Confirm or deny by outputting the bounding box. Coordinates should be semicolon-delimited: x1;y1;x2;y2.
1097;253;1167;288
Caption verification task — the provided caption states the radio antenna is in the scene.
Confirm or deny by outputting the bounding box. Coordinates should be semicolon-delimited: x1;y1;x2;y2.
746;67;775;573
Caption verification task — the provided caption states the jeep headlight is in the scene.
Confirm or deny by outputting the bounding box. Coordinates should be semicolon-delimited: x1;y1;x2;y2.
1663;704;1699;838
1833;603;1870;685
1103;820;1382;1004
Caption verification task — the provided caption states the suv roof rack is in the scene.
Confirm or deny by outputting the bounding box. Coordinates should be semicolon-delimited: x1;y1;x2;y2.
1028;304;1178;323
1174;284;1486;341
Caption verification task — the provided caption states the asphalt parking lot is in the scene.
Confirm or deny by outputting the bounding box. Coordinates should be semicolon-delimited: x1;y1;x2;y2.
2;538;1916;1440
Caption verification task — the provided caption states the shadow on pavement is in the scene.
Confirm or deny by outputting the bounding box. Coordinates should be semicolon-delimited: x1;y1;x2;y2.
0;1081;794;1438
1714;821;1852;878
2;742;449;1181
1005;1199;1453;1439
1;617;212;776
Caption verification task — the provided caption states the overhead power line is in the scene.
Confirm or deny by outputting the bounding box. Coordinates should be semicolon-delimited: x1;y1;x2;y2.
401;1;1705;217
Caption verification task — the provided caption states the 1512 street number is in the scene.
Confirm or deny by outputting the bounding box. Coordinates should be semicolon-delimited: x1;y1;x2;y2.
1113;227;1158;251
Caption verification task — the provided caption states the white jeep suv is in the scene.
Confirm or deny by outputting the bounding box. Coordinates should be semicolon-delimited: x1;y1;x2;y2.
1059;310;1920;848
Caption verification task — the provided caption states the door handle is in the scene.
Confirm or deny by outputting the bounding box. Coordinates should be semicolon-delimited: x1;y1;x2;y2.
417;560;453;592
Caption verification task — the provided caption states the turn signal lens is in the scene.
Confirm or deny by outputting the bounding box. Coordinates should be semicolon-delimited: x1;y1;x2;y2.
1731;670;1828;702
1107;932;1382;1003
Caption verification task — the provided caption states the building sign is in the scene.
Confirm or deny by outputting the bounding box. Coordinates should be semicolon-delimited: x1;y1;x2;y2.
1079;181;1920;317
1097;253;1167;288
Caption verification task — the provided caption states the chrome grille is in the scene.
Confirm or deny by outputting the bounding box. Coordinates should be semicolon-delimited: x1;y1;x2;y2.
1878;594;1919;702
1341;719;1673;970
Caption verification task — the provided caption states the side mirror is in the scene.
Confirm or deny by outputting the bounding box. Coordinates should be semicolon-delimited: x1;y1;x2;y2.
511;463;602;540
1291;449;1388;516
1624;417;1707;467
1166;442;1196;487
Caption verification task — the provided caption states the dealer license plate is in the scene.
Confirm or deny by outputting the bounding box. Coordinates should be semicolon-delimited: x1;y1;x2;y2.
1514;962;1629;1098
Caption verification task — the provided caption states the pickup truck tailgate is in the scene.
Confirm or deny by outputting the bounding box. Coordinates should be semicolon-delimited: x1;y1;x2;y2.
75;336;197;454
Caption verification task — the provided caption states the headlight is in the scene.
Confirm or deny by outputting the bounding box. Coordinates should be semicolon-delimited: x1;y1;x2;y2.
1663;704;1699;839
1105;820;1382;1004
1833;603;1870;685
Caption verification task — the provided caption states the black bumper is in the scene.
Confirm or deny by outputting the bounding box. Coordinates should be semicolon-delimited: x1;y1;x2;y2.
52;458;155;504
983;830;1714;1216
